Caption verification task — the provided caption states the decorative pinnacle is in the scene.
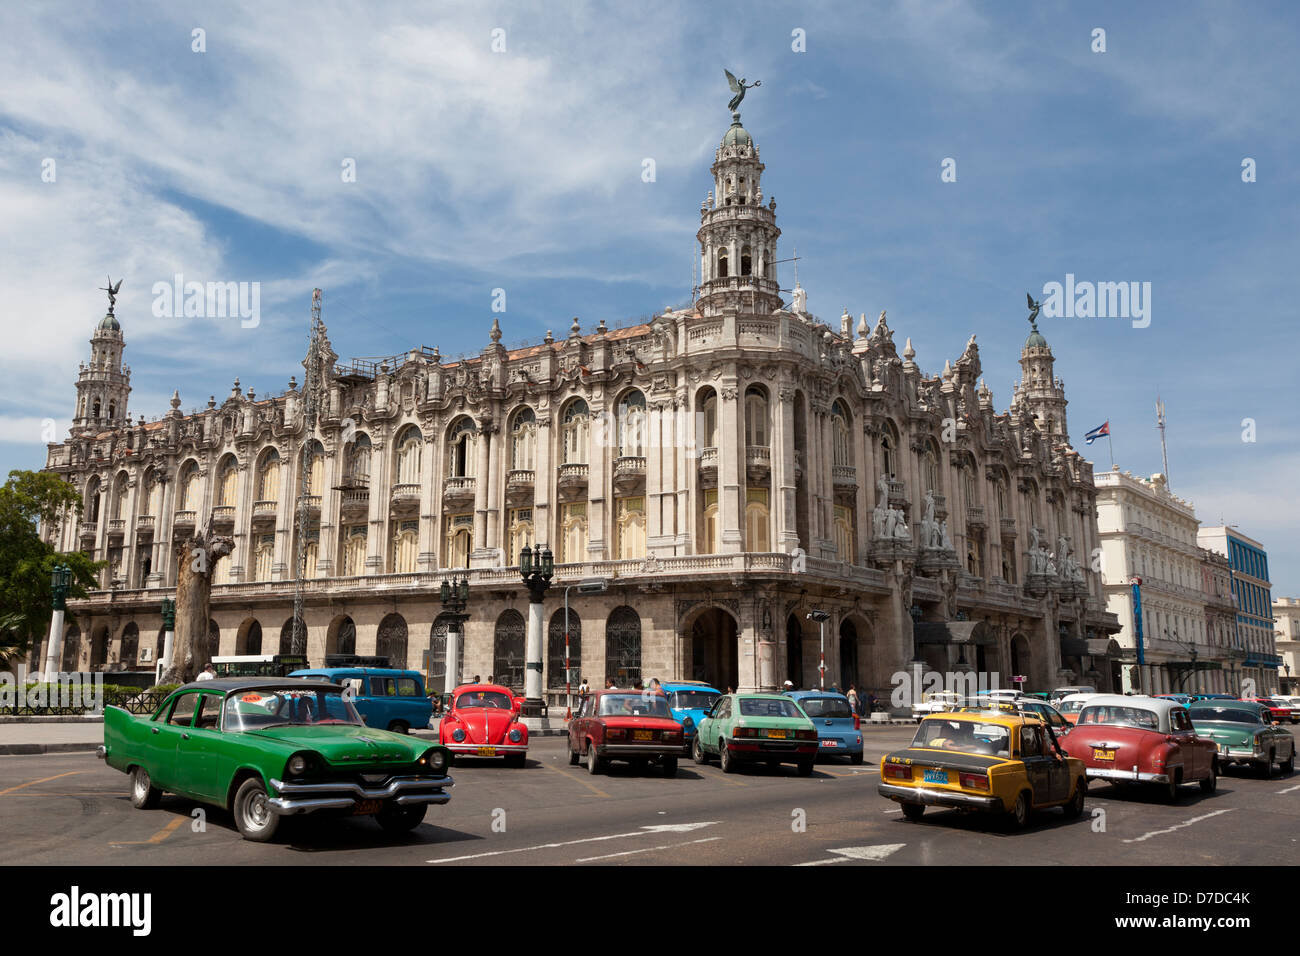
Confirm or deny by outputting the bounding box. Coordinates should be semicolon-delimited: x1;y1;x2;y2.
489;316;502;344
903;337;915;362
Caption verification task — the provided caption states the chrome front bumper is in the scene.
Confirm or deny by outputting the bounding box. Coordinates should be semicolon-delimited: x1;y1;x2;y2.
446;743;527;755
878;782;1002;811
267;774;454;815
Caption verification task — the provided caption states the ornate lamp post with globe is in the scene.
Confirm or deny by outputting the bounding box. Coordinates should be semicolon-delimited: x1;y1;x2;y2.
41;564;73;678
438;574;470;697
519;545;554;718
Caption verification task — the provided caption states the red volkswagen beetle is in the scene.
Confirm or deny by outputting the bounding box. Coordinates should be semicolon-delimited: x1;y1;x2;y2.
568;689;684;776
439;683;529;767
1059;695;1218;800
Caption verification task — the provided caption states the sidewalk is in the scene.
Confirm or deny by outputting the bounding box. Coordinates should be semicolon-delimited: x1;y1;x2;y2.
0;721;104;755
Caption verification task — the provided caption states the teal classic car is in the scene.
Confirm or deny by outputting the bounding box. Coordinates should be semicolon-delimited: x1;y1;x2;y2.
692;692;820;775
1188;701;1295;777
99;678;453;842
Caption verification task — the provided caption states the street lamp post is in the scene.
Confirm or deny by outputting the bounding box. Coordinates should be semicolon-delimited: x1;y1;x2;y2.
438;575;470;697
160;597;176;682
41;564;73;679
807;610;830;690
519;545;554;718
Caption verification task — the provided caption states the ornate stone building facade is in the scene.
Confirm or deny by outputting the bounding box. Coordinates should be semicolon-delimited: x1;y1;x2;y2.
36;110;1119;701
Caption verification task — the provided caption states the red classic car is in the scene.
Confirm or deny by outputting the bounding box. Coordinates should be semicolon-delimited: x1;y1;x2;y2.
438;684;529;767
568;689;683;776
1244;698;1298;724
1059;695;1218;800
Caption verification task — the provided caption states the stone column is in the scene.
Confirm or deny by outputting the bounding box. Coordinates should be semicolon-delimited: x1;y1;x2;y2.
473;418;491;553
775;385;799;553
534;416;553;551
485;421;504;558
366;436;390;574
417;432;440;571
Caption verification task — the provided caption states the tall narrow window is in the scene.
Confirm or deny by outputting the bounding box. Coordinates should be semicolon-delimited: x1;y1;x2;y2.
254;533;275;582
831;401;851;467
834;505;854;563
702;489;719;554
448;418;476;477
717;250;729;278
342;527;367;576
444;514;472;569
508;508;534;561
218;458;238;506
562;400;590;464
395;425;422;485
560;503;588;564
615;497;645;559
510;407;536;471
745;488;770;551
922;440;941;495
699;388;718;449
258;449;280;502
617;391;646;457
745;387;769;447
392;520;418;573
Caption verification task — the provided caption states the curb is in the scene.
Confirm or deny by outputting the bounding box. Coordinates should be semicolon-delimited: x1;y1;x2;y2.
0;743;100;756
0;716;105;724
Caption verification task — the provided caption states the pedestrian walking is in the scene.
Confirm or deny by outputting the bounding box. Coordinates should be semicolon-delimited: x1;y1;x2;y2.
847;684;860;714
196;663;216;682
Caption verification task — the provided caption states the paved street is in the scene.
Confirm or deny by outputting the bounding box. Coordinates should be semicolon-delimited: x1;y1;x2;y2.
2;728;1297;866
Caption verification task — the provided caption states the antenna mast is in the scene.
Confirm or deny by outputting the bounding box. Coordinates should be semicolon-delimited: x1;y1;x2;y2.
292;288;326;655
1156;395;1170;485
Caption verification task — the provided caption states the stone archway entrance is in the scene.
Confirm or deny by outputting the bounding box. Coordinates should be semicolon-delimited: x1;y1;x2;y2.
686;607;739;691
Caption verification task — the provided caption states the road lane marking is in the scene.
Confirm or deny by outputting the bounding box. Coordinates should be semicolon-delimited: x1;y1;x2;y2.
575;836;722;862
1121;808;1235;844
1277;783;1300;794
543;763;609;798
110;815;187;846
427;822;719;863
0;771;86;796
796;843;905;866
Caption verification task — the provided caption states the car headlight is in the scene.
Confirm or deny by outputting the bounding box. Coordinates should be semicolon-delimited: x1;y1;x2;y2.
287;754;309;776
452;728;466;742
682;716;694;729
426;749;447;772
508;728;523;742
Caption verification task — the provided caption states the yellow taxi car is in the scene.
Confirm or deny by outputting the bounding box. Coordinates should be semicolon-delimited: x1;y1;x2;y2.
878;707;1086;828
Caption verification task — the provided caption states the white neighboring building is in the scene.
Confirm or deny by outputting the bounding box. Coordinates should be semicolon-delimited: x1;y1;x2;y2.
1271;597;1299;695
1095;468;1227;694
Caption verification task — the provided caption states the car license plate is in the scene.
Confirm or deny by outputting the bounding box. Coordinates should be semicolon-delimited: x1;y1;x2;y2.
1093;748;1116;761
768;729;788;739
821;739;838;747
633;730;653;741
352;799;382;816
923;768;948;784
477;746;497;756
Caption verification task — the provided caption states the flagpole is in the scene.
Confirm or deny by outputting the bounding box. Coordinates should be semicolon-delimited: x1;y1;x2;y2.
1107;429;1114;469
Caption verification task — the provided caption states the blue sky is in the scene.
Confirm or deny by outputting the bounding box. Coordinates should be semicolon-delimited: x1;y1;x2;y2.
1;0;1297;591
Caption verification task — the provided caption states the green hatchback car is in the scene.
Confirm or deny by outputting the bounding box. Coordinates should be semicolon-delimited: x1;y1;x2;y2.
692;693;820;775
99;678;454;841
1188;701;1295;777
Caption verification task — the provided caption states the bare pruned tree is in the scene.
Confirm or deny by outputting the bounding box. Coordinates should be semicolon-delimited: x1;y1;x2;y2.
160;525;234;684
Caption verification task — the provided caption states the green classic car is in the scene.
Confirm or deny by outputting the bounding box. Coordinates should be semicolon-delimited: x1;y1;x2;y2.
99;678;453;841
692;693;820;775
1188;701;1295;777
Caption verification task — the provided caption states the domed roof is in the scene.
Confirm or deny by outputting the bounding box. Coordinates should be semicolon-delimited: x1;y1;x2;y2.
98;312;120;332
721;113;752;148
1024;328;1048;349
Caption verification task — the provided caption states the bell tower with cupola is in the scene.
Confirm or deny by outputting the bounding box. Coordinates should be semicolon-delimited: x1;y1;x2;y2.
1014;309;1069;447
72;280;132;435
696;80;782;317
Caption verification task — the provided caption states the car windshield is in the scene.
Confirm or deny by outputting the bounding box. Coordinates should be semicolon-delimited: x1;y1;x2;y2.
597;694;672;718
1057;698;1091;714
913;719;1010;756
798;697;853;718
223;687;362;730
670;690;721;711
1076;705;1160;730
1189;706;1263;725
738;698;803;718
456;691;513;709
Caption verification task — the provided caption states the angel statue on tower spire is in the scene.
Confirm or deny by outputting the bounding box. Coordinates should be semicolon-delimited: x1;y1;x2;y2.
725;69;760;113
101;276;123;315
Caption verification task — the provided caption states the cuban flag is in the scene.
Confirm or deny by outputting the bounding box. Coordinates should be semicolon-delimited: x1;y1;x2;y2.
1084;421;1110;445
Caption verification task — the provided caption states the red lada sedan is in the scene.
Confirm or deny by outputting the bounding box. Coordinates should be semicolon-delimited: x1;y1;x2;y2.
568;689;684;776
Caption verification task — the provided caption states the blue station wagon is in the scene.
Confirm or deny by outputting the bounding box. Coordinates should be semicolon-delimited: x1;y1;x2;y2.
289;667;433;734
660;681;723;755
786;690;864;763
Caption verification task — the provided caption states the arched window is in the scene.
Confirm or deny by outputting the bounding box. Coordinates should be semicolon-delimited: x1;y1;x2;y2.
113;473;130;520
702;490;719;554
880;421;900;480
834;504;854;563
302;440;325;496
617;391;646;457
257;449;280;502
922;439;941;495
447;418;477;478
207;620;220;657
280;617;306;655
179;461;201;511
85;477;101;523
341;526;367;576
547;609;582;691
253;533;275;582
508;508;534;564
445;516;472;569
395;425;422;486
744;387;769;447
92;399;101;419
510;407;536;471
831;400;851;467
562;399;590;464
429;616;453;690
740;244;752;276
376;613;409;668
243;620;263;656
347;434;371;483
217;456;238;507
699;388;718;449
605;606;642;687
717;249;729;279
332;616;357;656
120;623;139;667
493;610;526;691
